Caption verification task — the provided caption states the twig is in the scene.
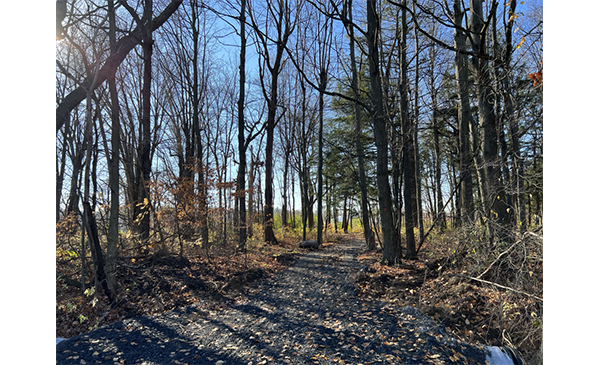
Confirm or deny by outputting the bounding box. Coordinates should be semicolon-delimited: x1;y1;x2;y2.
475;239;521;280
451;274;543;302
476;229;543;279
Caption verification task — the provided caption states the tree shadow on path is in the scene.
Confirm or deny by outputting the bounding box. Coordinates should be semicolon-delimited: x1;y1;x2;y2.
57;239;490;364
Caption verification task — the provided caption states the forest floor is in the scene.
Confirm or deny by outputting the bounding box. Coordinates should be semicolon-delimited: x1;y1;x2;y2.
57;231;542;364
56;237;303;340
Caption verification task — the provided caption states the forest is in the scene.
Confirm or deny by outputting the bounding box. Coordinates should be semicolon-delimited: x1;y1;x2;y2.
55;0;543;363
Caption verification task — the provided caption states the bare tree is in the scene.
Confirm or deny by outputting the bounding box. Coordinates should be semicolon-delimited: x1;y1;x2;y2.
366;0;401;264
236;0;249;251
398;0;417;259
138;0;153;241
104;0;121;298
341;0;374;250
248;0;300;244
56;0;184;133
310;1;333;247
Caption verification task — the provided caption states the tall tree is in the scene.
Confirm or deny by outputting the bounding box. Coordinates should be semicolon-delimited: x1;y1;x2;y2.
236;0;248;251
412;0;425;242
300;71;310;242
314;4;332;247
400;0;417;259
452;0;476;224
342;0;374;250
498;0;526;231
134;0;154;241
366;0;401;264
429;41;446;230
469;0;509;240
104;0;121;298
189;0;210;250
248;0;298;244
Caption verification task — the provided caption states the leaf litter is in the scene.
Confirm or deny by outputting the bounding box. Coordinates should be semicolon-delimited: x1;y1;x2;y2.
57;236;499;364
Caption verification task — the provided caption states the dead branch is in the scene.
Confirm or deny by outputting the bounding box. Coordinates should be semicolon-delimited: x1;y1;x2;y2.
476;239;521;280
452;274;543;302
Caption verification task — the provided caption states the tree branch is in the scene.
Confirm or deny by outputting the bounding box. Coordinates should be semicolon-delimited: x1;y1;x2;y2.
56;0;184;133
452;274;543;302
386;0;495;61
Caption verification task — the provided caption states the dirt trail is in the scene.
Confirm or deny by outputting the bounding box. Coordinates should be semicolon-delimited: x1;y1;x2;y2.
57;239;491;364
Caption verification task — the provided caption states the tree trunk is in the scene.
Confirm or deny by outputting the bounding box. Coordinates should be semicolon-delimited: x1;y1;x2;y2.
247;147;255;238
308;191;315;230
264;95;278;244
430;43;446;230
191;1;210;251
301;81;309;242
469;0;509;241
282;144;290;229
412;3;424;243
391;132;402;249
344;0;373;250
501;0;526;231
400;0;416;259
66;145;83;217
253;1;295;245
83;202;112;302
316;66;326;246
105;0;120;299
137;0;153;242
237;0;248;251
342;196;348;233
367;0;401;264
81;72;107;298
325;177;331;232
453;0;476;224
56;126;68;223
291;172;296;229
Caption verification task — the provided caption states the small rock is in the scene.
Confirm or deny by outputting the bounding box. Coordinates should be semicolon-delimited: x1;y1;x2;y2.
299;240;319;248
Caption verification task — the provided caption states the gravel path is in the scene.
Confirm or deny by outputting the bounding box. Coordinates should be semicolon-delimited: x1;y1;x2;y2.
57;239;492;365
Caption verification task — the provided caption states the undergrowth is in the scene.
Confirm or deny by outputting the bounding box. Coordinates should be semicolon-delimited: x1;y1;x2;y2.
354;222;543;362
